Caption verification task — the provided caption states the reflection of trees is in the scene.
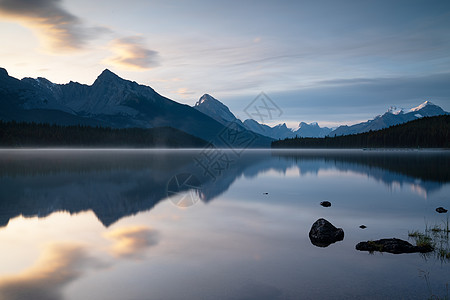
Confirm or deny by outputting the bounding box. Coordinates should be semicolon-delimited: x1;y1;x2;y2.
273;150;450;183
0;150;448;228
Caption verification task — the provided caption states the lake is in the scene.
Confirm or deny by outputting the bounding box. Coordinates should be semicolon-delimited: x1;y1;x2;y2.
0;149;449;299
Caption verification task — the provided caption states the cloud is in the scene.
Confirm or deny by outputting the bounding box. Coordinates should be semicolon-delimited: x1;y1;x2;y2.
0;243;100;300
104;225;160;259
226;72;450;126
0;0;106;52
174;88;196;97
105;36;160;70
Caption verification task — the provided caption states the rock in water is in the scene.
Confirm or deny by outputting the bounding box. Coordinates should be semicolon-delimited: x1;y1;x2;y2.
436;207;448;213
356;238;433;254
309;218;344;247
320;201;331;207
359;225;367;229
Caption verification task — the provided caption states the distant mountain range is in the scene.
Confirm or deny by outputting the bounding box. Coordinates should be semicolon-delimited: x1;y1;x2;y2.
330;101;448;136
194;93;332;139
1;67;448;144
243;119;332;139
193;92;448;139
0;68;271;147
273;115;450;148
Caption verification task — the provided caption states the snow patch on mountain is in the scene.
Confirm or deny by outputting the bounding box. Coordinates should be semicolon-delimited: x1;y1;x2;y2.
408;100;433;113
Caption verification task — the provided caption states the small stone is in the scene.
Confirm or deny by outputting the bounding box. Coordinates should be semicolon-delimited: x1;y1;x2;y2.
359;225;367;229
309;218;344;247
263;192;268;195
320;201;331;207
436;207;448;213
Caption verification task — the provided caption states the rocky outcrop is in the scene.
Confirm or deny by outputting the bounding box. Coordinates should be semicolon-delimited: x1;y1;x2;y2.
356;238;433;254
309;218;344;247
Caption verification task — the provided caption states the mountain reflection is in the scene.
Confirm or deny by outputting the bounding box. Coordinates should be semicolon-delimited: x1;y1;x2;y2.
0;149;448;228
273;149;450;195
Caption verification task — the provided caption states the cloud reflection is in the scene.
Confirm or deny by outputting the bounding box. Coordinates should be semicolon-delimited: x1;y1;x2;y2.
0;243;99;300
104;226;160;259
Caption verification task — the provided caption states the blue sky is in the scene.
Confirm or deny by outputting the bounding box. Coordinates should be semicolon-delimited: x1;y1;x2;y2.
0;0;449;127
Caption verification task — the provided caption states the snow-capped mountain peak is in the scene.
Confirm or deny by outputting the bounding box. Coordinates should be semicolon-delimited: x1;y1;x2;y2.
387;106;404;115
330;100;448;136
408;100;434;113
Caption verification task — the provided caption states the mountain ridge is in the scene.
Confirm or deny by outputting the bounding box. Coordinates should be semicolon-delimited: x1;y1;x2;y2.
2;67;447;143
0;67;272;147
329;101;448;136
272;115;450;149
191;93;332;139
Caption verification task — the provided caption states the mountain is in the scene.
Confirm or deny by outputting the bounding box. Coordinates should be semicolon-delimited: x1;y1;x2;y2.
329;101;448;136
191;93;331;139
194;94;241;126
191;94;447;140
243;119;332;139
0;68;272;147
293;122;332;138
273;115;450;149
242;119;290;139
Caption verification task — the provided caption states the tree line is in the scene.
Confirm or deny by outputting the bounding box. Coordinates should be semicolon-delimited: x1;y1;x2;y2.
0;121;208;148
272;115;450;149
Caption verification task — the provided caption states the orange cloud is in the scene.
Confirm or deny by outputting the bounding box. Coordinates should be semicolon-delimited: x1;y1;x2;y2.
0;0;107;52
105;36;160;70
104;225;159;259
174;88;196;97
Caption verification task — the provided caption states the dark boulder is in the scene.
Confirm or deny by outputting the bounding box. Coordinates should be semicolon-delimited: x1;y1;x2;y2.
356;238;433;254
436;207;448;213
309;218;344;247
359;225;367;229
320;201;331;207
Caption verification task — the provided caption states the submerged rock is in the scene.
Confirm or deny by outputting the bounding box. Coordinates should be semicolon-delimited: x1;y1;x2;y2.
320;201;331;207
309;218;344;247
436;207;448;213
356;238;433;254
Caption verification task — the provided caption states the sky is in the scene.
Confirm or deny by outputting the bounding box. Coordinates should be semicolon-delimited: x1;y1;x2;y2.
0;0;449;127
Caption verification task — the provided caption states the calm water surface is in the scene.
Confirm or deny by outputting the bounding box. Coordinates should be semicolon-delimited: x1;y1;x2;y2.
0;149;449;300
